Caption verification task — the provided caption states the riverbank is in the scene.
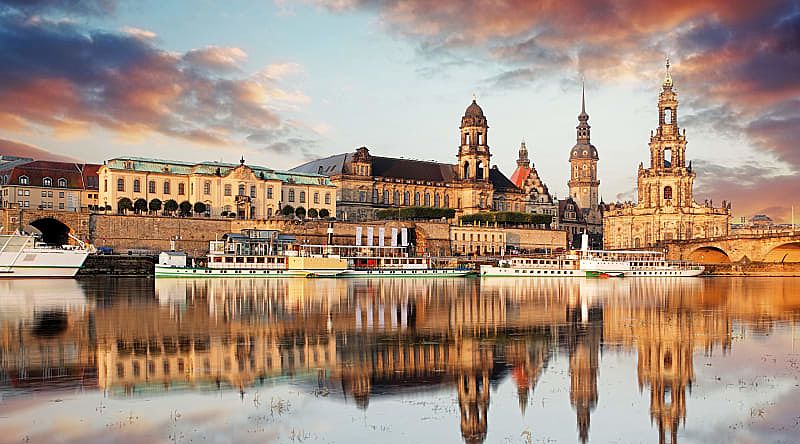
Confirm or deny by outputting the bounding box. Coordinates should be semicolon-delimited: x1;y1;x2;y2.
702;261;800;277
77;255;154;276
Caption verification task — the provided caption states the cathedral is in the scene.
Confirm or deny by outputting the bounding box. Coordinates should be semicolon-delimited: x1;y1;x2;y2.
291;98;551;222
603;61;730;249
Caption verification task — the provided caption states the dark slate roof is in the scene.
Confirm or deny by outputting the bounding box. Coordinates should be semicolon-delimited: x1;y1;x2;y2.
371;156;456;182
289;153;349;176
489;166;522;192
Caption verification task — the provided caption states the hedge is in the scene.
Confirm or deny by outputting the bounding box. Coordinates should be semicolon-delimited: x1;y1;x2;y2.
459;211;552;226
375;206;456;220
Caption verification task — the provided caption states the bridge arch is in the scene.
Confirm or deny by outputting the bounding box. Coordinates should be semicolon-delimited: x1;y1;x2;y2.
687;246;731;264
28;217;71;246
763;242;800;263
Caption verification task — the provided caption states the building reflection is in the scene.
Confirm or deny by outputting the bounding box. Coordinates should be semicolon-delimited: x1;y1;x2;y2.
2;277;800;443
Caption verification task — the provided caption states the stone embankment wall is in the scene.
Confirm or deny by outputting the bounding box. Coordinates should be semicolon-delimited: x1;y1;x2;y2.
703;262;800;277
91;214;231;256
77;255;155;276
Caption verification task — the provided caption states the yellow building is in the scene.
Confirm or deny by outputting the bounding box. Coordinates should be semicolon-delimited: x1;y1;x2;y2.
604;61;730;249
98;157;336;219
0;160;100;212
450;224;507;256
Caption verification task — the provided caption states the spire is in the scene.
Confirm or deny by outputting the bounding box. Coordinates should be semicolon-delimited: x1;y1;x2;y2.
662;57;673;89
517;138;530;168
578;78;588;121
576;81;591;144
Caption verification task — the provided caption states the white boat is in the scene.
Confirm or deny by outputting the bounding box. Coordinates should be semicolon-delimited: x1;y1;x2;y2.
480;233;704;278
155;229;348;278
304;244;474;277
0;234;90;278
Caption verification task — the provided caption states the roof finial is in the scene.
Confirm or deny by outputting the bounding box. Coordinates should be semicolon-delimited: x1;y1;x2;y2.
240;156;245;165
663;56;673;88
472;93;477;102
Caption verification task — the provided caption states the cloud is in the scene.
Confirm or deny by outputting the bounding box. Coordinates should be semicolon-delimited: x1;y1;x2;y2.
0;0;117;16
0;13;316;159
0;138;78;162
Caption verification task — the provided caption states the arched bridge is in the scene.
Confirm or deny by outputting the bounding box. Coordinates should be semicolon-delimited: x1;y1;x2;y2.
0;209;90;246
664;232;800;264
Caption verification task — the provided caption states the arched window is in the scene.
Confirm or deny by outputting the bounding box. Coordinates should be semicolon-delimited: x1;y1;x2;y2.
163;181;170;194
434;193;440;208
372;188;378;203
463;161;470;179
664;186;673;200
664;108;672;124
476;161;484;180
464;132;470;145
57;178;67;187
133;179;141;193
664;148;672;168
117;178;125;192
444;194;450;208
393;190;400;205
424;193;430;206
382;189;389;204
414;192;420;206
403;191;410;206
19;175;28;185
43;177;52;187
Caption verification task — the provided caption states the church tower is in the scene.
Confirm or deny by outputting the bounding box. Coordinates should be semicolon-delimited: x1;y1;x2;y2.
568;84;600;211
638;58;695;210
458;96;491;182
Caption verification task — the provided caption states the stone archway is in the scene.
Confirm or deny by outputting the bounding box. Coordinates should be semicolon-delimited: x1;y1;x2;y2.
687;246;731;264
29;217;71;246
763;242;800;263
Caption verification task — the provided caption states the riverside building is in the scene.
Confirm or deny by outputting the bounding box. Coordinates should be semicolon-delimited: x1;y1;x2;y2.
0;160;101;211
98;157;336;219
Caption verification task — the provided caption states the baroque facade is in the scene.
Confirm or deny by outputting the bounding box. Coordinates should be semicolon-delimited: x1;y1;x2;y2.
509;140;559;223
604;61;730;249
98;157;336;219
291;98;530;222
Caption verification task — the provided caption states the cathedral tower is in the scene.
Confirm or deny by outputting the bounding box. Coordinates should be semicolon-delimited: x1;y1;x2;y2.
458;96;491;182
568;84;600;211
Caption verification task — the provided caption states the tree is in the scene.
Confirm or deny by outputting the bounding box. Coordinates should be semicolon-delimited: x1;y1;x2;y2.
281;205;295;216
307;208;319;219
319;208;330;219
149;198;162;214
295;206;306;219
179;200;193;216
117;197;133;214
105;204;112;212
193;201;207;215
220;210;229;217
133;198;148;214
164;199;179;215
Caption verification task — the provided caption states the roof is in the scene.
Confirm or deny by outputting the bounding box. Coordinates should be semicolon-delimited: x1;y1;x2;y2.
106;157;334;187
570;142;599;160
489;166;522;192
510;165;530;188
464;99;485;118
288;153;348;176
371;156;456;182
0;160;101;189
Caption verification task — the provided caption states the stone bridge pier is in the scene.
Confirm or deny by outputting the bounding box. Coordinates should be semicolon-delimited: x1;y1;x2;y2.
664;232;800;264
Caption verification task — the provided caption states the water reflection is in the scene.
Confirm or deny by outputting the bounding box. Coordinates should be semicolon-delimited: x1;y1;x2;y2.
1;277;800;443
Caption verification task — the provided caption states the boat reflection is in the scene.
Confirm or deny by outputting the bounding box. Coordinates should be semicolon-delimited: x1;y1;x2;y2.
2;277;800;443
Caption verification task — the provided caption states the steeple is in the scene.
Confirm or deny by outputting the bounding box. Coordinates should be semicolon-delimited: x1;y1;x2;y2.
579;78;588;120
576;81;591;144
517;139;530;168
662;57;673;90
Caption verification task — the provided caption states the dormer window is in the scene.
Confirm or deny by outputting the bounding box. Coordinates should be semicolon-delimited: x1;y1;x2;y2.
43;177;52;187
58;178;67;187
19;175;28;185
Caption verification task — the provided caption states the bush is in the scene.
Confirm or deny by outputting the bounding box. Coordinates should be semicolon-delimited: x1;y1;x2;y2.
295;206;306;219
307;208;318;218
133;198;148;214
148;198;162;213
281;205;295;216
319;208;330;219
375;206;456;220
193;201;207;215
117;197;133;214
179;200;193;216
459;211;552;226
164;199;179;214
220;210;229;217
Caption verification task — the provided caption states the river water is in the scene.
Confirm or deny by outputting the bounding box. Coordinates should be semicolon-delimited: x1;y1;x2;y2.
0;277;799;444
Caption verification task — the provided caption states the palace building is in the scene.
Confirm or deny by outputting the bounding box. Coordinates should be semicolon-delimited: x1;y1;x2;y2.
98;157;336;219
291;98;541;222
509;140;559;221
603;61;730;249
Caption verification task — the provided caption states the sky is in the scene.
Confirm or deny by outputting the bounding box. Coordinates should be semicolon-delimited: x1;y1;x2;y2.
0;0;798;221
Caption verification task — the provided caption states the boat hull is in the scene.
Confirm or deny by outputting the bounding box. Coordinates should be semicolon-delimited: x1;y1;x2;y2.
154;265;346;278
340;268;474;278
480;265;705;277
0;250;88;278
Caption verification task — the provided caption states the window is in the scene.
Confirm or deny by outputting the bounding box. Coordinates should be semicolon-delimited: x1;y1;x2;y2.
444;194;450;208
163;181;170;194
382;190;389;204
267;186;273;199
57;191;62;198
403;191;410;206
43;177;52;187
59;203;64;209
300;191;306;203
117;178;125;192
664;186;673;200
424;193;430;206
372;189;378;203
393;191;400;205
104;179;107;192
149;181;156;193
203;181;211;195
325;193;331;204
133;179;141;193
414;192;420;206
250;185;256;198
434;193;440;207
19;175;28;185
58;178;67;187
224;184;232;196
288;189;295;202
178;183;185;195
313;192;319;204
238;184;245;196
359;191;366;202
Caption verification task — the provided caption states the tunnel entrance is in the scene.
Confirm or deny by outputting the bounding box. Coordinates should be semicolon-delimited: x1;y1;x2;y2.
29;218;71;246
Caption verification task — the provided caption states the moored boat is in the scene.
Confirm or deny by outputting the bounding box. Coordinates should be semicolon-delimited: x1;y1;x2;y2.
0;233;90;278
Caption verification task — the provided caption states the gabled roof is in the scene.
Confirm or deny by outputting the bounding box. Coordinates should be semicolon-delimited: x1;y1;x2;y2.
0;160;101;189
489;166;523;192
